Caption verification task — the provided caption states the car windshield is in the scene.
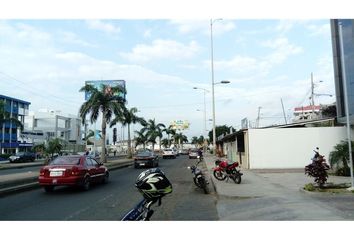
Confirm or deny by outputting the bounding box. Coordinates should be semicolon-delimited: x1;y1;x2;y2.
136;151;152;157
15;152;25;156
49;156;81;165
191;149;198;152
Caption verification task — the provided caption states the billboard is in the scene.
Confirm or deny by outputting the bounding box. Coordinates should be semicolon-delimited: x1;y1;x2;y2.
85;80;126;102
170;120;190;130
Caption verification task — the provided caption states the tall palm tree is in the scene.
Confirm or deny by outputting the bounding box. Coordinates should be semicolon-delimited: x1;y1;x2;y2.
191;136;198;147
110;107;146;158
0;100;24;154
134;129;148;149
141;119;165;151
164;125;176;147
174;132;188;149
161;138;169;149
79;84;126;163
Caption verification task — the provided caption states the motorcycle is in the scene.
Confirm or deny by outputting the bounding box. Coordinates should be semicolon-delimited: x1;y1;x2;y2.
188;156;209;194
121;198;161;221
213;159;243;184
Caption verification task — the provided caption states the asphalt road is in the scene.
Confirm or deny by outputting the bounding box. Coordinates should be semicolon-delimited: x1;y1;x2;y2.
0;166;41;175
0;155;218;220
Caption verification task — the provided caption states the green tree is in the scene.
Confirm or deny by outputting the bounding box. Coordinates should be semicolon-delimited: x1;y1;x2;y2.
164;125;176;147
191;136;198;147
110;107;146;158
79;84;126;163
329;140;354;176
0;100;24;153
174;132;188;149
208;125;235;143
161;138;169;148
141;119;165;151
197;135;205;147
134;129;148;149
33;138;66;164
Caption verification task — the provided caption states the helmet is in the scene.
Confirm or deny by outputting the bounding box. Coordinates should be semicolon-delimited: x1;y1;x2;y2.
135;168;172;200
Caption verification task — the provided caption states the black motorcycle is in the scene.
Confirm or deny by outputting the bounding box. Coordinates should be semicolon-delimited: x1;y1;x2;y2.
188;156;209;194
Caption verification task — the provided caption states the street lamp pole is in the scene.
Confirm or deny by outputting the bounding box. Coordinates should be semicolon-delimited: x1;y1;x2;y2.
194;87;209;152
210;18;222;156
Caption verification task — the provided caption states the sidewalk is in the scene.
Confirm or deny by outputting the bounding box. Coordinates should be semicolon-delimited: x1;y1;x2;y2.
203;154;354;220
0;157;134;197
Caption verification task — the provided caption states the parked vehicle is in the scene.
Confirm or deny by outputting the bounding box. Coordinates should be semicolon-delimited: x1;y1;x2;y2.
134;150;159;168
179;149;189;155
162;148;176;159
38;155;109;192
213;159;243;184
188;156;209;194
9;152;36;163
121;168;172;221
188;149;199;159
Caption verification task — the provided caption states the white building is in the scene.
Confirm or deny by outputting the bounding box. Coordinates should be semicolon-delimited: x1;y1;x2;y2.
23;109;83;145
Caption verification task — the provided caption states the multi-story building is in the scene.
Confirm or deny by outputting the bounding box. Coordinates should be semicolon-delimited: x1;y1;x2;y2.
0;94;31;154
330;19;354;123
24;109;83;146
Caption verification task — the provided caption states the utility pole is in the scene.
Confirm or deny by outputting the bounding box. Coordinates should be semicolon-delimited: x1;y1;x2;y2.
311;72;315;119
281;98;287;124
339;23;354;190
256;107;262;128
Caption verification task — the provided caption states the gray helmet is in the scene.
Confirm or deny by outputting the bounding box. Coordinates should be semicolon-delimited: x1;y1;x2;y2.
135;168;172;200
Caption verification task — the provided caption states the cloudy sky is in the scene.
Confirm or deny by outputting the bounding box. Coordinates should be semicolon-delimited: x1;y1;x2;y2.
0;3;338;141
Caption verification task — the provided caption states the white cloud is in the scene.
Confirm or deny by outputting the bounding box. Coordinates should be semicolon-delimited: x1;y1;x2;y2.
86;20;120;34
262;37;303;65
120;39;201;62
306;23;331;37
59;31;97;47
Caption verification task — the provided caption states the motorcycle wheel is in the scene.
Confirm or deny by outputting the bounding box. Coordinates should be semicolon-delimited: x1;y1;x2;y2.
198;177;209;194
233;174;242;184
213;170;226;181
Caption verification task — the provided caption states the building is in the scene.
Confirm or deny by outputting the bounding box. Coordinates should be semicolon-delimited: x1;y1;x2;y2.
293;105;321;122
24;109;84;148
0;94;31;154
330;19;354;123
216;119;349;169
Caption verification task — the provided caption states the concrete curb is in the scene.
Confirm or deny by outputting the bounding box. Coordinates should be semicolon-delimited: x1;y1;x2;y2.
0;161;134;197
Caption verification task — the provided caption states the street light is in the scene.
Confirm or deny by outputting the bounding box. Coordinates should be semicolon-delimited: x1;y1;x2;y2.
210;18;223;156
194;87;209;153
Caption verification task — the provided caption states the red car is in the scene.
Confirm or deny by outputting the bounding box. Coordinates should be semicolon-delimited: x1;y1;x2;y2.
38;155;109;192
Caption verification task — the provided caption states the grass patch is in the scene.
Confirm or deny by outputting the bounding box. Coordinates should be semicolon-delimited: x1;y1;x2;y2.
303;182;353;194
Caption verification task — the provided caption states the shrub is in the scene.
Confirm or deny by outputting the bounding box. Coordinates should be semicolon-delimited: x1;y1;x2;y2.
305;156;330;187
304;183;315;191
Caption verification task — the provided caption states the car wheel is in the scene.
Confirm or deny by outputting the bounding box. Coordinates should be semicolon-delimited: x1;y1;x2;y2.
82;177;90;191
44;186;54;193
102;172;109;184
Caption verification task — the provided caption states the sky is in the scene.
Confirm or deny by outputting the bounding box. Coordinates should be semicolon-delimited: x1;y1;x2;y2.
0;18;335;140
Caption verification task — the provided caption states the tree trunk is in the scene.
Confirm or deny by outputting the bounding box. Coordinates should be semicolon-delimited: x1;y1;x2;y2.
101;114;107;163
127;124;132;158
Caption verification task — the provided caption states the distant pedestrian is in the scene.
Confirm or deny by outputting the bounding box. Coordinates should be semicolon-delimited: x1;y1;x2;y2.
114;150;117;156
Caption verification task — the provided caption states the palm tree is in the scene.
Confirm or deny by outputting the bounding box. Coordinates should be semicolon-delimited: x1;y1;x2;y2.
134;129;148;149
110;107;146;158
329;140;354;176
141;119;165;151
33;138;66;164
174;132;188;149
0;100;24;154
191;136;198;147
164;125;176;147
161;138;169;149
79;84;126;163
